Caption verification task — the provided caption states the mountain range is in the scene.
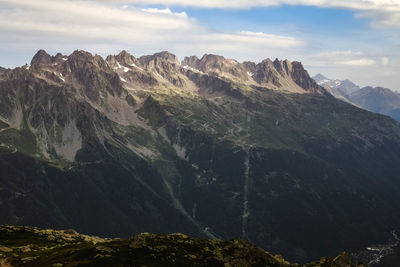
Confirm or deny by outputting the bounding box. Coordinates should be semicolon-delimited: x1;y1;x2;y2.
1;50;400;264
314;73;400;122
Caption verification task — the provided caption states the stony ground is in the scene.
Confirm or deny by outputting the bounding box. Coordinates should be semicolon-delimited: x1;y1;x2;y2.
0;225;365;267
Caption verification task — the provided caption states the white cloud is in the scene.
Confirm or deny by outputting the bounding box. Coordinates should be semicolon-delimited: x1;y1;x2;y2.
337;58;375;66
238;31;305;47
210;31;305;49
141;7;188;18
315;50;363;57
381;57;389;65
307;50;377;67
100;0;400;28
0;0;303;60
89;0;400;10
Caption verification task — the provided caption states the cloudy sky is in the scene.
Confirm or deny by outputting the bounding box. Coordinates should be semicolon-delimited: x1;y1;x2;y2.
0;0;399;90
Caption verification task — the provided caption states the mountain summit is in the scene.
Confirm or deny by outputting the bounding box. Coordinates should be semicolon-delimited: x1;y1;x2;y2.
1;50;400;263
314;74;400;122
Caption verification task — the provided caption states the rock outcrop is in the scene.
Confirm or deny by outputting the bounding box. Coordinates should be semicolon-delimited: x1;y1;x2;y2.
0;225;364;267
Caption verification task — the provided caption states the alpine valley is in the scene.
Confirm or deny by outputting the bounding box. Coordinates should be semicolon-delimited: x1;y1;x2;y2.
1;50;400;264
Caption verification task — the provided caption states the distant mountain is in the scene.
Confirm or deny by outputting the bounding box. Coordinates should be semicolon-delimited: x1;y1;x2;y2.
313;73;360;102
313;74;400;122
1;50;400;264
349;86;400;122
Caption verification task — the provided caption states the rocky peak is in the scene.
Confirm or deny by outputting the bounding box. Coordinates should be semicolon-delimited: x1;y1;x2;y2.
106;51;142;71
139;51;180;67
253;58;281;87
196;54;226;73
340;79;361;94
242;61;257;74
117;50;131;59
69;50;94;61
290;61;325;94
105;54;118;66
181;56;200;68
31;49;53;65
66;50;123;100
68;50;108;71
252;58;328;94
115;50;140;67
273;59;292;77
155;51;179;63
136;51;184;86
313;73;329;83
54;53;65;61
184;54;250;80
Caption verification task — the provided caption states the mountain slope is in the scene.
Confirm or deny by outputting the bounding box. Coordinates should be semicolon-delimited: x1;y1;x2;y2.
313;74;400;122
348;86;400;122
1;50;400;263
313;73;360;102
0;225;361;267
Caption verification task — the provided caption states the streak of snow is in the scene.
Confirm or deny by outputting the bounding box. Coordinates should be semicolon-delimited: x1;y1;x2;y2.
126;87;151;92
182;65;205;74
54;72;65;82
155;72;164;80
131;63;144;71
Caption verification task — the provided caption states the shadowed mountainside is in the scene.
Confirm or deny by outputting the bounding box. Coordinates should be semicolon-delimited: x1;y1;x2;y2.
1;50;400;263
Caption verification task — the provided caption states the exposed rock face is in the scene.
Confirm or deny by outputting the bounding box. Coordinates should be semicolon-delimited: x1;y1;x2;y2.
68;50;124;100
182;55;200;67
1;49;400;264
191;54;228;72
0;225;363;267
182;54;250;82
253;59;282;87
136;51;188;87
114;50;141;67
139;51;180;66
0;49;130;160
30;49;53;66
289;61;324;94
242;61;257;73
